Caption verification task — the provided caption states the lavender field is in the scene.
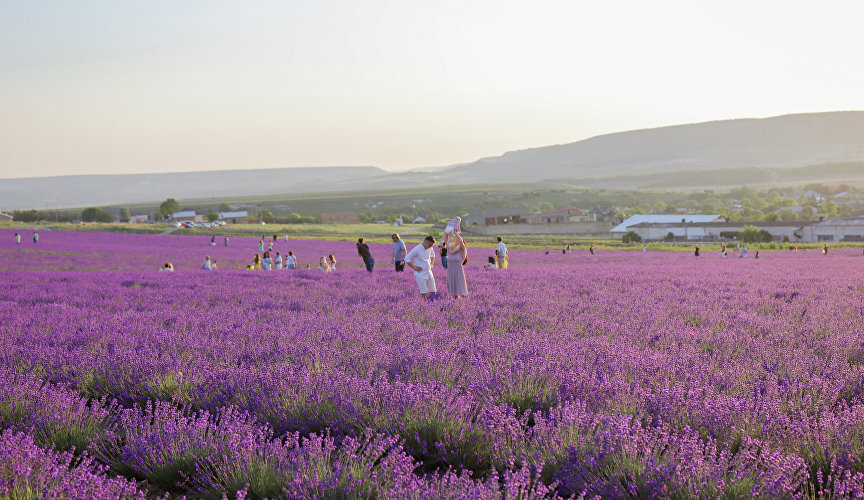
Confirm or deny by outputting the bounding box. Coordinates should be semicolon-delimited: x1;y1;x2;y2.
2;229;864;498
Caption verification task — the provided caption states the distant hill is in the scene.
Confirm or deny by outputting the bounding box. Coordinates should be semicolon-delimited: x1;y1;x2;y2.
436;111;864;183
0;167;386;210
3;111;864;210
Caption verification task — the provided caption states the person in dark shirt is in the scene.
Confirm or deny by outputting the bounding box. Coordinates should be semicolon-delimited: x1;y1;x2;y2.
357;237;374;272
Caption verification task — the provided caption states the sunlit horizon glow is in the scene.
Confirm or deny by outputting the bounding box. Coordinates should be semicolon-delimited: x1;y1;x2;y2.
1;0;863;179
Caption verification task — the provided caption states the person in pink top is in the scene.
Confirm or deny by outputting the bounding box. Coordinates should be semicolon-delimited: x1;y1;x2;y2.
445;233;469;299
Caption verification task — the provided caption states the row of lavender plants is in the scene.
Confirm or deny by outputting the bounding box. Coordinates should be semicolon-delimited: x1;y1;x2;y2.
2;230;864;497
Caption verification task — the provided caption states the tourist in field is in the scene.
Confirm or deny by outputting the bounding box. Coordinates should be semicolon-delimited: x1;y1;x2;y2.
357;238;374;272
33;232;38;244
14;233;20;244
285;251;297;269
275;252;283;269
495;237;508;269
643;244;647;253
318;257;331;272
391;233;407;272
210;235;216;246
268;240;273;252
258;240;264;252
440;245;448;269
823;244;829;255
406;235;437;298
252;254;261;270
755;251;760;259
262;251;273;270
567;244;572;254
273;234;277;243
446;233;468;299
694;245;700;257
589;243;595;255
328;254;337;270
211;259;218;270
486;256;497;269
160;262;174;272
224;236;229;246
203;256;212;270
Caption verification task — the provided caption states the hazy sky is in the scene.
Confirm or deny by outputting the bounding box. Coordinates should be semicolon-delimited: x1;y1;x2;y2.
1;0;863;178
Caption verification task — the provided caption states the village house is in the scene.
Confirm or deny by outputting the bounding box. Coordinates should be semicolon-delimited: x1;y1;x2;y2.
0;212;13;222
461;208;525;227
171;210;203;223
218;211;249;224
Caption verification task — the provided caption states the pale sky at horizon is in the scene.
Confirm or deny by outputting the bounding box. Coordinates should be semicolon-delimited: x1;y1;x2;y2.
2;0;863;179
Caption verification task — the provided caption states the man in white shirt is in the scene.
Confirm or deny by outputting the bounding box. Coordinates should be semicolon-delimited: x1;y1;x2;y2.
495;237;507;269
405;235;437;298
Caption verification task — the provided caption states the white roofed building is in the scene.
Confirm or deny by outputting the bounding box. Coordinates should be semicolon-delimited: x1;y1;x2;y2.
611;214;724;233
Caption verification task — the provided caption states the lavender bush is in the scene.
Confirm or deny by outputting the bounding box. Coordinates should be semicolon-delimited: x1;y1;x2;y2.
2;229;864;498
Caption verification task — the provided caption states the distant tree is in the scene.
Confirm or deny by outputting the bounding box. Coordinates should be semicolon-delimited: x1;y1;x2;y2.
258;209;274;223
779;209;798;221
159;198;181;215
621;231;642;243
664;232;675;242
218;202;232;212
738;224;773;243
824;202;839;218
118;207;130;220
11;210;43;222
81;207;113;223
206;212;219;222
762;213;780;222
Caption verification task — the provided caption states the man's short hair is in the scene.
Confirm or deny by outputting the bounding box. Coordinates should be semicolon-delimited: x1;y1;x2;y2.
358;237;364;243
424;235;436;244
391;233;399;239
497;236;502;241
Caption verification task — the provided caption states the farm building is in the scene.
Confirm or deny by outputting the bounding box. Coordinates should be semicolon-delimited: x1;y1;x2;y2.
321;212;358;224
808;218;864;242
627;221;809;242
611;214;724;233
0;212;13;222
462;208;525;227
171;211;202;222
218;211;248;224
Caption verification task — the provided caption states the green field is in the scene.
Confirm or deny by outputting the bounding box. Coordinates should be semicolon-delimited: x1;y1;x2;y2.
5;221;862;253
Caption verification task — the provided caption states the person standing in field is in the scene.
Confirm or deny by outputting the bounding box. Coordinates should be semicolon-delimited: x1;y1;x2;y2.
258;240;264;252
251;254;261;270
406;235;437;298
357;238;374;272
823;244;829;255
440;245;449;269
589;243;594;255
318;257;332;272
210;235;216;246
495;237;508;269
14;233;20;244
643;244;647;253
33;232;38;244
391;233;407;272
285;251;297;269
224;236;229;247
328;254;337;271
445;233;468;299
275;252;283;269
694;245;700;257
203;256;212;270
262;251;273;270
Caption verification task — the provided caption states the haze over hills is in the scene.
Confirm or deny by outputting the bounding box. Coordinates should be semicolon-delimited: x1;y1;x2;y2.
3;111;864;210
